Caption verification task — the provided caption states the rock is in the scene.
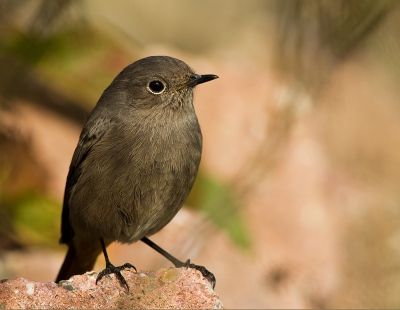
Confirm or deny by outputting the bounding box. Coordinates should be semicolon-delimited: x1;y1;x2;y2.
0;267;223;309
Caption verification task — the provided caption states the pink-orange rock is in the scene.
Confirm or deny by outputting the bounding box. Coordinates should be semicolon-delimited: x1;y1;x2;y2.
0;268;222;309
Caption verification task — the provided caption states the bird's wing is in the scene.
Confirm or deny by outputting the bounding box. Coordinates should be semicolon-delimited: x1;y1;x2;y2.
59;116;112;244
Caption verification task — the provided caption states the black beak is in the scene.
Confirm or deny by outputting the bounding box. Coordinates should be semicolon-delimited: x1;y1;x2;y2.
186;74;219;87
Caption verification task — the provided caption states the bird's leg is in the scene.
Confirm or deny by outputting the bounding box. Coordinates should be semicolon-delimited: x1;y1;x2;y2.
96;237;137;291
141;237;216;288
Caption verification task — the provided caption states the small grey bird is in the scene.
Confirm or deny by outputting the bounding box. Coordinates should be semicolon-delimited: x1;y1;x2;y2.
56;56;218;290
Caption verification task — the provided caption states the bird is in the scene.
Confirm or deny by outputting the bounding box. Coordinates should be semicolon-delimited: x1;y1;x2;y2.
55;56;218;291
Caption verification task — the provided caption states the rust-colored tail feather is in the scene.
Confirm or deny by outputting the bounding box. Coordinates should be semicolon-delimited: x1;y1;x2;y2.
56;236;102;282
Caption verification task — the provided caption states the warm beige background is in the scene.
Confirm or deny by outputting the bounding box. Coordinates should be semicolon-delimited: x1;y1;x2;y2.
1;1;400;308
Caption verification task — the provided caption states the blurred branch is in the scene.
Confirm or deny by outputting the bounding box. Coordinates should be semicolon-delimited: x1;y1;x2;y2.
0;55;88;125
28;0;75;38
0;0;25;27
274;0;396;93
233;0;397;199
0;0;90;251
0;0;89;124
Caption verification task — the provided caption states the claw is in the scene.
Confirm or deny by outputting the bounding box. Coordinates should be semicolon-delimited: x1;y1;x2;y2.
188;263;216;289
175;260;216;288
96;262;137;291
182;259;191;267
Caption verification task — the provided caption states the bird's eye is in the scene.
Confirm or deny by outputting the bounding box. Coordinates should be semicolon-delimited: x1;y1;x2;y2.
147;80;166;94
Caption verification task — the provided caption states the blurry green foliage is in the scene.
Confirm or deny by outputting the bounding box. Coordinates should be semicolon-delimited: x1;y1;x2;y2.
187;173;252;249
2;30;60;65
4;192;61;248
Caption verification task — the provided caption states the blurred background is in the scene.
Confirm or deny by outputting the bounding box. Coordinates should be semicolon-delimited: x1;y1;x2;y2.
1;0;400;308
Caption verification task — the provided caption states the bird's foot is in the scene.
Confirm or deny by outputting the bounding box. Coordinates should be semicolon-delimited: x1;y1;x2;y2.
96;262;137;291
178;259;216;289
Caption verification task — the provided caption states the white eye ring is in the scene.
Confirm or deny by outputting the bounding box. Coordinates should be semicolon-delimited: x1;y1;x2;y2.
147;80;166;95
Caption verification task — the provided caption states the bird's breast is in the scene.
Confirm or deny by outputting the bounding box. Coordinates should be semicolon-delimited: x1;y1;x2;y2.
90;111;202;242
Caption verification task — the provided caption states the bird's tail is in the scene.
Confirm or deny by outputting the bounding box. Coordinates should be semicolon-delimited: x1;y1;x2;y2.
56;236;102;283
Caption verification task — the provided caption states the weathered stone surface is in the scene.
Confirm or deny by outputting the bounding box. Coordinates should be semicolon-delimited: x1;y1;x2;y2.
0;268;222;309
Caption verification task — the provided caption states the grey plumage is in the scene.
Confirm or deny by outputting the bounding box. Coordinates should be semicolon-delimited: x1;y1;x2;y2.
56;56;218;288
